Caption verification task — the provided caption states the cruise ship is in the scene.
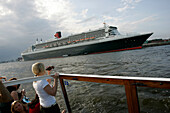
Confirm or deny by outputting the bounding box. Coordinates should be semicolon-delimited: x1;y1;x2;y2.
21;24;153;61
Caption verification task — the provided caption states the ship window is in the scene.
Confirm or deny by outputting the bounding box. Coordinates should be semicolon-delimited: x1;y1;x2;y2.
109;28;120;35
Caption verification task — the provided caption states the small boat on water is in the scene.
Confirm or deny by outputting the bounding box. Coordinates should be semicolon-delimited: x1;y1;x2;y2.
21;24;153;61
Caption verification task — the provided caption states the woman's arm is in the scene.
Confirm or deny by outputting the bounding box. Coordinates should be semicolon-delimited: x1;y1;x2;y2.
43;73;59;96
46;70;52;84
0;80;13;103
11;89;25;101
10;91;19;100
19;89;26;101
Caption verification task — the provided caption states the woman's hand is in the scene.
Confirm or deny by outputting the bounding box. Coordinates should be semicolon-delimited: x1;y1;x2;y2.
51;73;59;79
21;89;26;96
3;77;7;81
44;73;59;96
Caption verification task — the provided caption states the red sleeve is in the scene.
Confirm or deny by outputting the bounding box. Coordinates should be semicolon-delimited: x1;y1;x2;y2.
29;103;40;113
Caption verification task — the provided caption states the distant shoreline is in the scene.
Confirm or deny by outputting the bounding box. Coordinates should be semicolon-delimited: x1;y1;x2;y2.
143;39;170;47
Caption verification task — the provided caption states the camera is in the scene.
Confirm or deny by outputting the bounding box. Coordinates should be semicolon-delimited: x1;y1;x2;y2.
46;66;54;71
0;76;6;82
1;78;6;82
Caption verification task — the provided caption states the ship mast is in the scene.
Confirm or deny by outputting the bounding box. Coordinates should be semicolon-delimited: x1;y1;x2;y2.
103;22;109;37
36;38;38;44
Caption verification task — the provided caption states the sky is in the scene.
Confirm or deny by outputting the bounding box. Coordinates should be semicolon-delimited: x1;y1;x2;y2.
0;0;170;61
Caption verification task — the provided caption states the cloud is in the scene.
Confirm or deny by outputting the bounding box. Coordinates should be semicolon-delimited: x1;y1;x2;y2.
35;0;75;20
81;9;88;18
102;15;113;21
117;0;142;12
117;15;157;33
122;0;142;5
0;0;103;44
77;16;97;23
0;0;103;58
130;15;156;25
0;0;53;60
34;0;104;34
116;5;130;12
0;5;12;16
34;0;82;34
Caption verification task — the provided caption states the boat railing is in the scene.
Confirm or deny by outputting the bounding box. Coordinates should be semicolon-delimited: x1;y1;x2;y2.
3;74;170;113
58;74;170;113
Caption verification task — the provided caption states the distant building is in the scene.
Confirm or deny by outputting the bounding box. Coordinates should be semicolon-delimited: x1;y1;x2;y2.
17;57;23;61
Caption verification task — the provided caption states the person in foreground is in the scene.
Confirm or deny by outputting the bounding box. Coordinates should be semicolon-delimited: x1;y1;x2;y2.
0;79;14;113
11;100;28;113
32;62;66;113
11;94;40;113
7;78;26;102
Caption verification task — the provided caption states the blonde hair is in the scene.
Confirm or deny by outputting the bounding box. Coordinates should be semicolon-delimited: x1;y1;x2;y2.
11;100;28;113
32;62;45;75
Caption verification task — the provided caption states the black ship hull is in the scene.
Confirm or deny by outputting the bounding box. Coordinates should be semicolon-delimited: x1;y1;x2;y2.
22;33;153;61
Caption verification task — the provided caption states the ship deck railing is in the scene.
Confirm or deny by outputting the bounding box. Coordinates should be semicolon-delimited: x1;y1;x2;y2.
3;73;170;113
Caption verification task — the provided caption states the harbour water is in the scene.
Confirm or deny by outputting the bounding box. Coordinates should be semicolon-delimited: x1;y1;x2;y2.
0;45;170;113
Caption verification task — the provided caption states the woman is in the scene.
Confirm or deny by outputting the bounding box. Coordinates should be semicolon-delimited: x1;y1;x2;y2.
6;78;25;102
32;62;65;113
11;94;40;113
0;79;14;113
11;100;28;113
28;94;40;113
11;96;40;113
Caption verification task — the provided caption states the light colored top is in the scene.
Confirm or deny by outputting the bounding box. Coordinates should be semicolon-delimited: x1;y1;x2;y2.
33;79;56;107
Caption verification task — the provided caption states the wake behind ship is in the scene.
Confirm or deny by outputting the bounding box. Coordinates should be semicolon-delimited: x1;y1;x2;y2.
21;24;153;61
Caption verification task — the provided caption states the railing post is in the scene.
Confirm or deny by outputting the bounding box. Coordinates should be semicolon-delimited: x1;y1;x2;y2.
59;78;72;113
124;80;140;113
